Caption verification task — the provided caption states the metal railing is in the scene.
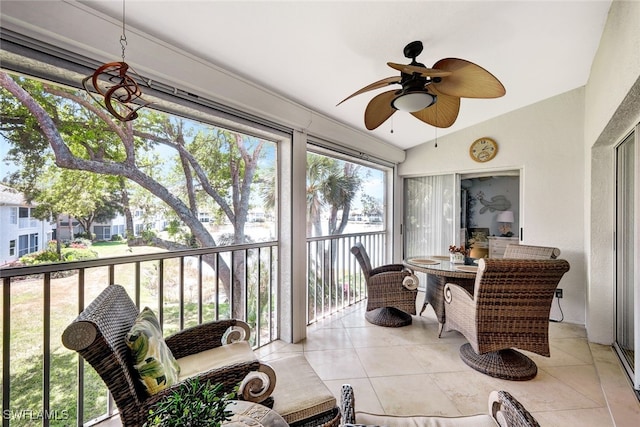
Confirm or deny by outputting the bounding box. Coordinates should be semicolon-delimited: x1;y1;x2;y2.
1;242;278;427
0;231;387;426
306;231;386;324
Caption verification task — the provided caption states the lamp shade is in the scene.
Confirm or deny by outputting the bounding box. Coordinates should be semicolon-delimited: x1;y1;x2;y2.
391;92;436;112
496;210;515;223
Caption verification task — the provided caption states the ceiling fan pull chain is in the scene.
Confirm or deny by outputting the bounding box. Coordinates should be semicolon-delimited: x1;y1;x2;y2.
434;103;438;147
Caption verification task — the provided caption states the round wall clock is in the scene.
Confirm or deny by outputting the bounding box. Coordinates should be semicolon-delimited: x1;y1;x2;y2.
469;137;498;162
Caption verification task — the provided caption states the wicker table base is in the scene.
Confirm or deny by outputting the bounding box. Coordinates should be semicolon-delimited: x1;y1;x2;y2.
365;307;412;327
459;343;538;381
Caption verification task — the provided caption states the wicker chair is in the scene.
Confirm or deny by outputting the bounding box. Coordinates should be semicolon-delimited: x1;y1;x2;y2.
340;384;540;427
351;242;418;327
62;284;276;427
443;258;570;380
503;243;561;259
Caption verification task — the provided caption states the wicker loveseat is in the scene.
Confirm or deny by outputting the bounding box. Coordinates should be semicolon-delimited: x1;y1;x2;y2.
62;284;276;426
340;384;540;427
442;258;570;380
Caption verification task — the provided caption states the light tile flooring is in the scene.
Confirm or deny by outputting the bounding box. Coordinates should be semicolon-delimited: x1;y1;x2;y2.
255;296;640;427
100;294;640;427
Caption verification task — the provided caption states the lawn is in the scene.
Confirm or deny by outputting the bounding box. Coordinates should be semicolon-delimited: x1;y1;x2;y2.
1;242;170;426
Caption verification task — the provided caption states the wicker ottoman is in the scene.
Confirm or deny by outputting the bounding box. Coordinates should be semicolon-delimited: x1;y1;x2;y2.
268;354;340;427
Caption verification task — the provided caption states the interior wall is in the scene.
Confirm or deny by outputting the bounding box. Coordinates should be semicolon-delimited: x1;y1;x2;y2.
584;0;640;344
400;88;586;324
462;176;520;237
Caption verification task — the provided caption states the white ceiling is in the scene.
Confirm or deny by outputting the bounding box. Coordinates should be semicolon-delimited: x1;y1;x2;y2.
76;1;612;150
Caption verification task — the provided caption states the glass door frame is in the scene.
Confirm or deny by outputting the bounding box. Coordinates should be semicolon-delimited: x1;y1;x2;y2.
613;124;640;393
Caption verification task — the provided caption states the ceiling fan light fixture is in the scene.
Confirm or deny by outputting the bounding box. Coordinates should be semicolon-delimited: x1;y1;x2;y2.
391;91;436;112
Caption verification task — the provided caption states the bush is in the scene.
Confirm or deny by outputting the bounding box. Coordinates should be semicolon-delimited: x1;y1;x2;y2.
141;229;157;243
69;237;92;249
74;231;95;241
110;234;123;241
61;248;98;262
19;250;61;265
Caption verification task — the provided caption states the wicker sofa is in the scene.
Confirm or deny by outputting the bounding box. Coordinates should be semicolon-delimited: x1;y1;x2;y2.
62;284;276;426
340;384;540;427
442;258;570;380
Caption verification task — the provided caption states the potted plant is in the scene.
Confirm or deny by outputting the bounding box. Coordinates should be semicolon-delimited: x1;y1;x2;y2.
144;378;237;427
448;245;467;264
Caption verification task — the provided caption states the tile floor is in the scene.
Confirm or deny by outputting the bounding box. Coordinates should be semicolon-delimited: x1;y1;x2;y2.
100;294;640;426
255;296;640;427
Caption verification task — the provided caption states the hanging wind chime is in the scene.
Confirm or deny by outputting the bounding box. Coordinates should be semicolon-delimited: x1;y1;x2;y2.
82;0;151;121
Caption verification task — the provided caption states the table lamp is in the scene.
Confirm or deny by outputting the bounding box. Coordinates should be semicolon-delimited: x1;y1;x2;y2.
496;210;515;237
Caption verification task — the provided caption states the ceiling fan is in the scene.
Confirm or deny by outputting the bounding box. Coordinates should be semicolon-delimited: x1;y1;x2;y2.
337;41;506;130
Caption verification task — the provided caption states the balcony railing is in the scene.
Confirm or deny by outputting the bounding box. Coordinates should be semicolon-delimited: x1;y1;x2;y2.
1;242;278;427
307;231;386;324
1;231;386;426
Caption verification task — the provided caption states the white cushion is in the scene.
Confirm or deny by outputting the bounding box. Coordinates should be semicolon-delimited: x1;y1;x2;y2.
355;412;497;427
176;341;257;380
268;354;336;424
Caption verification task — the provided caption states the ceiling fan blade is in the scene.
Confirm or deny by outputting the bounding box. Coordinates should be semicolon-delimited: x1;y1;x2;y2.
387;62;452;77
410;87;461;128
431;58;506;98
364;90;398;130
337;76;401;106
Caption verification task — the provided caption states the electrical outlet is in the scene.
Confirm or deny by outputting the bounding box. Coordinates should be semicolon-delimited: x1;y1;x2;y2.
555;289;563;298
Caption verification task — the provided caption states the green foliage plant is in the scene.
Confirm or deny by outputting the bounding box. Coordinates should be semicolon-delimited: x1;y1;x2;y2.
141;229;157;243
61;248;98;262
69;237;92;248
144;378;236;427
19;250;60;265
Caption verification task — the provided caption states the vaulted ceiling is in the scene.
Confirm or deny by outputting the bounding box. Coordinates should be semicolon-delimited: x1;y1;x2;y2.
11;1;615;150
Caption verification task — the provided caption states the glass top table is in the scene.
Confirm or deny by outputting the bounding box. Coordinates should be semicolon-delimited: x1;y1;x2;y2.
404;256;479;278
404;256;479;335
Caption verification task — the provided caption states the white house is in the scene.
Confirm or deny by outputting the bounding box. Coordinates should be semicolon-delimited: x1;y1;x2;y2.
0;183;53;266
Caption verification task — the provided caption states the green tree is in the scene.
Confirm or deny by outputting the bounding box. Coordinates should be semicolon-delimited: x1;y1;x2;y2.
34;166;122;236
0;72;273;319
305;153;361;317
360;193;383;218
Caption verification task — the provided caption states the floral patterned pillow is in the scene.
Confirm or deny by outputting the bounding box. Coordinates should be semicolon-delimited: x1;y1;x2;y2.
125;307;180;395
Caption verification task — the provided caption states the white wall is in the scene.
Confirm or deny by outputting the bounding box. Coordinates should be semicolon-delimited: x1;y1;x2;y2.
584;0;640;343
400;88;587;324
399;0;640;342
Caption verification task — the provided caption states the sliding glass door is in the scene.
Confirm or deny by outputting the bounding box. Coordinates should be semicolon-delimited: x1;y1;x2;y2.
615;126;639;393
403;170;521;260
403;174;456;259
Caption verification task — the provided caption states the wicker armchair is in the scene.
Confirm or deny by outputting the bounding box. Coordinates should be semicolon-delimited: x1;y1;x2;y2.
62;284;276;427
340;384;540;427
503;243;560;259
351;242;418;327
443;258;570;380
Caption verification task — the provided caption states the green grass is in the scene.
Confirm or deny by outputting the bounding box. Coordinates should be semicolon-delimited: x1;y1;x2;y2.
1;241;274;424
1;242;165;425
